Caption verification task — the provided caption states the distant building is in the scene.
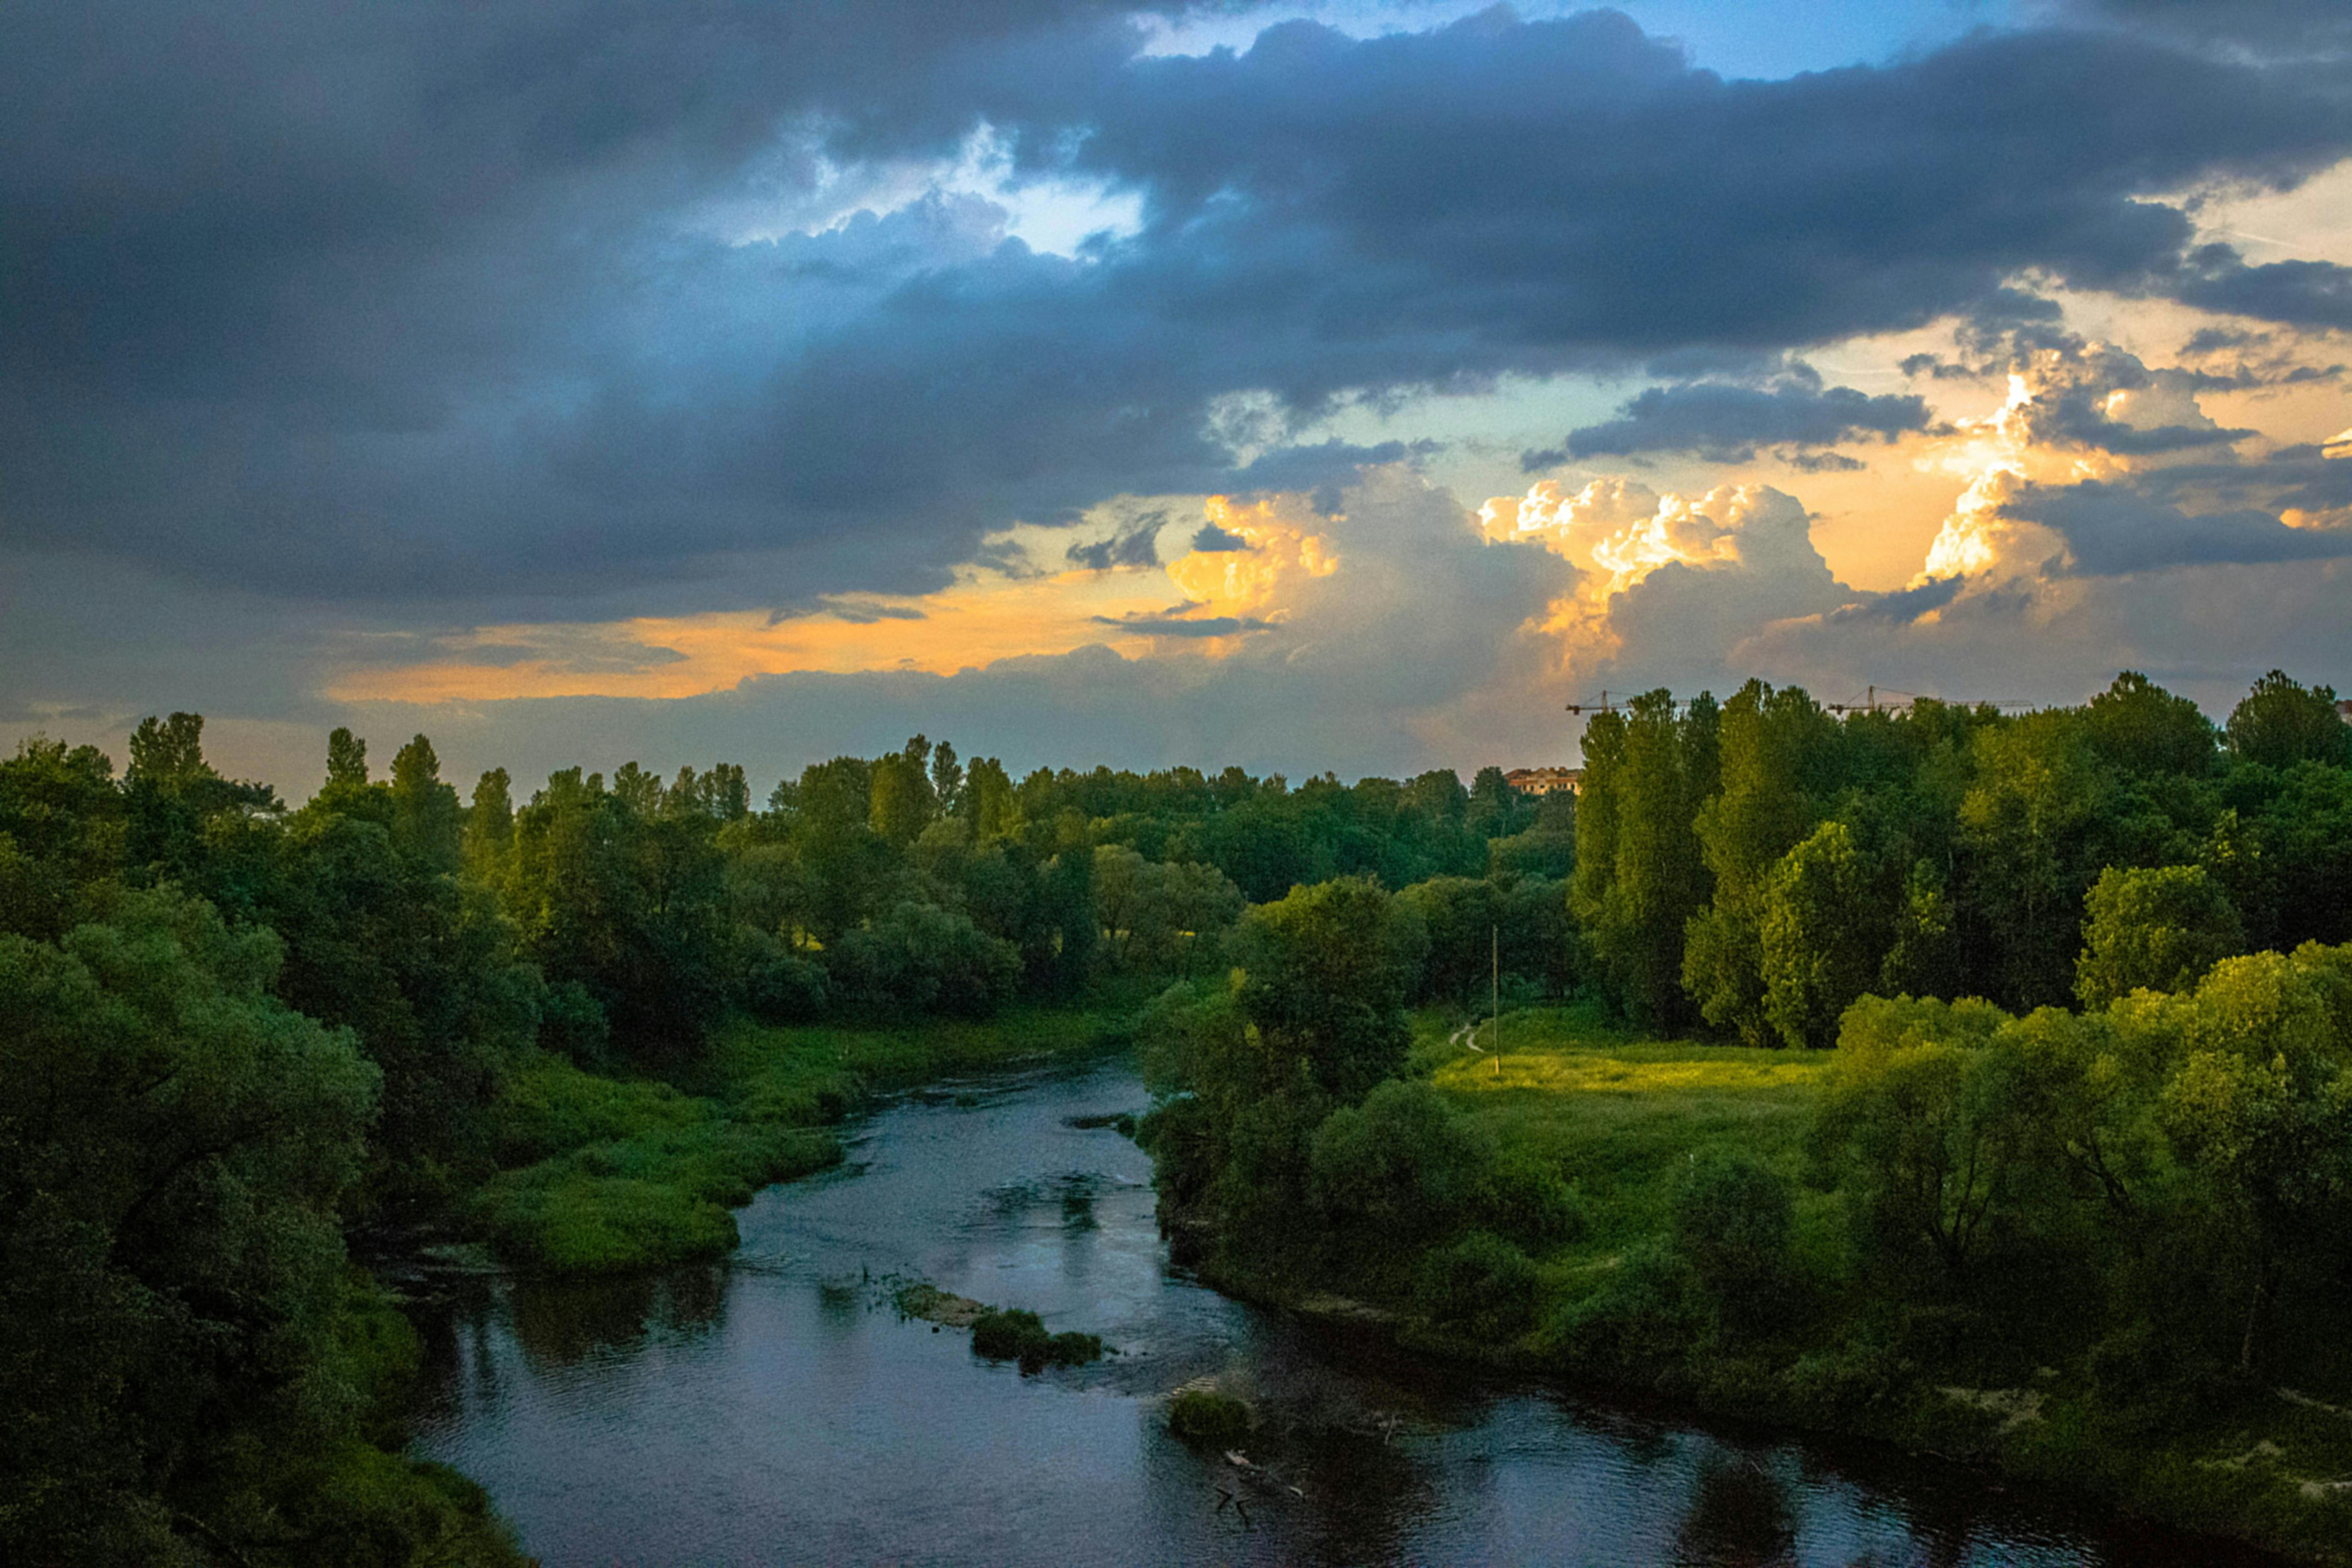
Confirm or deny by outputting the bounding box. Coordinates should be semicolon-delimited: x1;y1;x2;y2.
1505;766;1583;796
2338;698;2352;725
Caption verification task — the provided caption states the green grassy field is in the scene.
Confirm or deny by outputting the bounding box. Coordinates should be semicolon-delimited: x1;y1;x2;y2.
1420;1002;1839;1266
472;1003;1135;1273
1391;1001;2352;1564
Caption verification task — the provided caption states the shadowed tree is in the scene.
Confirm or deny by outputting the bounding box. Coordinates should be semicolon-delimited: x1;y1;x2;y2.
2226;670;2351;771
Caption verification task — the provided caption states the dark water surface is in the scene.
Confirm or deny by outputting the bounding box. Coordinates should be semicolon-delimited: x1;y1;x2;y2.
411;1055;2278;1566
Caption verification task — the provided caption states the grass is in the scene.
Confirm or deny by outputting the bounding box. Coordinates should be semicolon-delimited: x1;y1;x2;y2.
471;1003;1132;1275
1421;1001;1837;1263
1380;999;2352;1563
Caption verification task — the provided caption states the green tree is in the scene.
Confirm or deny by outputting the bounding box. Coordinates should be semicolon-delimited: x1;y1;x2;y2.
325;726;370;789
389;733;462;873
2076;864;2245;1009
869;740;937;845
0;890;379;1558
2225;669;2351;770
1227;876;1428;1102
2085;671;2218;778
1759;821;1881;1050
464;767;516;884
1958;710;2115;1009
1585;692;1714;1027
1685;680;1837;1045
1813;994;2023;1280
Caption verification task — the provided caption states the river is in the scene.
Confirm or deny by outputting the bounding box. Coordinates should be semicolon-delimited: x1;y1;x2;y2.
410;1054;2284;1565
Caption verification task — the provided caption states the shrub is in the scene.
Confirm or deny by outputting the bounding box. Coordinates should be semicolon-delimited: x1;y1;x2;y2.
1309;1079;1494;1244
1414;1231;1541;1340
969;1307;1103;1372
1167;1389;1253;1447
1669;1149;1795;1331
1481;1149;1587;1250
735;929;828;1022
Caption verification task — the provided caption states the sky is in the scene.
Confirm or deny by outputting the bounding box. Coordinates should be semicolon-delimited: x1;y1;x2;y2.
4;0;2349;799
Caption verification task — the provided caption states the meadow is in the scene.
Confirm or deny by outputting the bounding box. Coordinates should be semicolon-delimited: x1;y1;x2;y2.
473;1003;1136;1273
1389;1002;2352;1564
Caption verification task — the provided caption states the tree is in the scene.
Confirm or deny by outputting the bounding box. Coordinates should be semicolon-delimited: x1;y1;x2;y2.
1394;875;1503;1004
325;726;370;789
1093;844;1244;973
2225;669;2351;770
0;889;379;1557
869;742;937;845
929;741;965;817
1760;820;1881;1049
464;767;515;884
1670;1149;1796;1329
2085;671;2219;778
1227;876;1428;1102
1585;692;1714;1027
2132;946;2352;1372
1813;994;2022;1280
1309;1080;1498;1251
2076;864;2244;1009
824;901;1020;1017
389;733;462;872
1685;681;1838;1045
1958;710;2116;1010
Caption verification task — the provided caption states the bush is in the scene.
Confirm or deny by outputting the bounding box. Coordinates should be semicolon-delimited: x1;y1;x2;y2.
1167;1388;1254;1447
538;978;610;1064
969;1307;1103;1372
1481;1149;1587;1250
1414;1231;1541;1340
736;929;828;1022
825;902;1020;1018
1669;1149;1795;1332
1309;1079;1495;1245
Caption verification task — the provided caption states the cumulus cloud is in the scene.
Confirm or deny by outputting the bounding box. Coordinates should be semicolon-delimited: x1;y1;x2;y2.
7;5;2352;622
9;2;2352;780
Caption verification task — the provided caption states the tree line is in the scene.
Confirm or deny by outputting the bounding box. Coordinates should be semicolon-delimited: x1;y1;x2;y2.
0;717;1567;1562
1134;668;2352;1551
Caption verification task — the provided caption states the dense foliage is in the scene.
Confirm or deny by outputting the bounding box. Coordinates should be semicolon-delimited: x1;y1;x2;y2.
1131;667;2352;1561
6;665;2348;1562
0;719;1563;1563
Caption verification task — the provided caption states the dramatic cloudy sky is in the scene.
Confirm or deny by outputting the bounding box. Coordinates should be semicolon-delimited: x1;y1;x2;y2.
5;0;2349;795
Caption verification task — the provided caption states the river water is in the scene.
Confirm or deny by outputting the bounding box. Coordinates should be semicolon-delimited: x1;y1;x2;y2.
410;1055;2282;1566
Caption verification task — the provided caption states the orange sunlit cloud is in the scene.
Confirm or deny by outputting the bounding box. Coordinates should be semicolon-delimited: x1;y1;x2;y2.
331;497;1339;704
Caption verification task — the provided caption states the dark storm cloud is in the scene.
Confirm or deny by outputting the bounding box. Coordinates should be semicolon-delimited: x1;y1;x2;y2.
1825;575;1967;626
6;4;2352;615
2005;481;2352;576
2129;444;2352;519
1549;381;1935;462
1188;524;1253;552
1066;513;1169;571
2060;0;2352;59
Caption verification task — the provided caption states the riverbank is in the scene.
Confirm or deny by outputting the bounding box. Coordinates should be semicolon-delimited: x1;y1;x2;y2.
466;1002;1139;1274
1171;1002;2352;1566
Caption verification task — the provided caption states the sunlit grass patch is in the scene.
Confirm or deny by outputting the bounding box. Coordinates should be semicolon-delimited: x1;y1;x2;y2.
478;1004;1128;1275
1434;1050;1827;1096
1415;1003;1835;1263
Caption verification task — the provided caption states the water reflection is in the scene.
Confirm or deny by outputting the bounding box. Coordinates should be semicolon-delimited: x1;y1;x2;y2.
409;1057;2286;1567
505;1264;728;1370
1677;1453;1797;1567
